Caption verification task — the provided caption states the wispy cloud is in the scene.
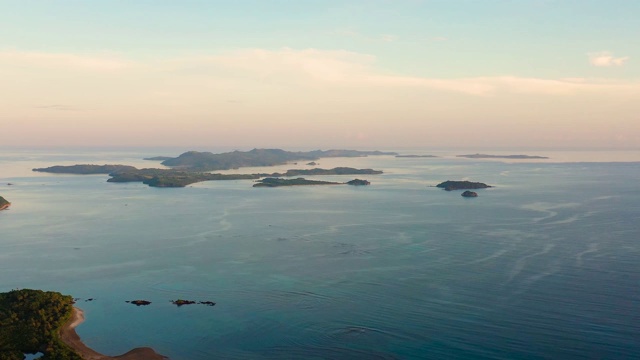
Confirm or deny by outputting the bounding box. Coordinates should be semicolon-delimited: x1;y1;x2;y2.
180;48;640;96
0;50;134;71
589;51;630;67
380;34;397;42
3;48;640;100
33;104;80;111
332;29;397;43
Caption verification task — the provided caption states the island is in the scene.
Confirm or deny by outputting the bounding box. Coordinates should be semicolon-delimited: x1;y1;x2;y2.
456;153;548;159
0;289;166;360
253;178;342;187
278;167;382;176
0;196;10;210
461;191;478;197
395;155;437;158
436;180;492;191
33;165;383;188
254;177;374;188
159;148;396;171
346;179;370;186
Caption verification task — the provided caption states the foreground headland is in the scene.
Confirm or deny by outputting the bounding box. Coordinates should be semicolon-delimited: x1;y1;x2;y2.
60;308;167;360
0;289;166;360
0;195;10;210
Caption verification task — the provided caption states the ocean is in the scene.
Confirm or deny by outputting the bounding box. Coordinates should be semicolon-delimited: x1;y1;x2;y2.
1;148;639;359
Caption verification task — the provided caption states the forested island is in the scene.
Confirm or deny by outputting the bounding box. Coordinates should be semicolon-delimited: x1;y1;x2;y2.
456;154;548;159
436;180;492;191
0;196;10;210
33;165;382;188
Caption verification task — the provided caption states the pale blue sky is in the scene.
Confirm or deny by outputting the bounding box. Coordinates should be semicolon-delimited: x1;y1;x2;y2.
1;1;638;148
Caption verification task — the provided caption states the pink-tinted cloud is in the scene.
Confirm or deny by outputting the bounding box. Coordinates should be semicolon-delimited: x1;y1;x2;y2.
589;51;630;67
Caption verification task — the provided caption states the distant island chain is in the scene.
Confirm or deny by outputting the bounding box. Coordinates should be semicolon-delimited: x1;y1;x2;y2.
30;149;498;193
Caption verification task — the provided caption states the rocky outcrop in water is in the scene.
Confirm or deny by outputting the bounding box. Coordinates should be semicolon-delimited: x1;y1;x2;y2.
171;299;196;306
461;191;478;197
127;300;152;306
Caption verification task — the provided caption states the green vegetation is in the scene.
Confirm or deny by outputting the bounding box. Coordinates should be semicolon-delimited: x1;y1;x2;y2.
253;178;342;187
436;180;492;191
0;196;9;210
142;173;259;187
0;289;81;360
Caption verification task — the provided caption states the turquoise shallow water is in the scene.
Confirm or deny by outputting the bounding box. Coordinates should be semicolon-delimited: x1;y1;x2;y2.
1;149;640;359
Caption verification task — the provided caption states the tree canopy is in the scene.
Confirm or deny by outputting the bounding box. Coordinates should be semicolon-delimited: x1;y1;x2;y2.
0;289;81;360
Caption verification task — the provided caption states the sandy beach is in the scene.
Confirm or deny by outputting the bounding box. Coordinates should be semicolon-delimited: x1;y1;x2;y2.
59;307;168;360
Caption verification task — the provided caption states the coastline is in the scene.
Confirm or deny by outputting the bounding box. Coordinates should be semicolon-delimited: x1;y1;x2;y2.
60;307;168;360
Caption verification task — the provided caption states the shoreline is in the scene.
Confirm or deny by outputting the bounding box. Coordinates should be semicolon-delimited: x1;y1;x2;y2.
59;307;168;360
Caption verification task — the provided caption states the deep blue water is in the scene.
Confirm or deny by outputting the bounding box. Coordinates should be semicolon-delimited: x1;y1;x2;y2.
1;149;639;359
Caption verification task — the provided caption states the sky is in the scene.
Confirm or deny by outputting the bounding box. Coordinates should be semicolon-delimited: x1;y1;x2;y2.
1;0;639;149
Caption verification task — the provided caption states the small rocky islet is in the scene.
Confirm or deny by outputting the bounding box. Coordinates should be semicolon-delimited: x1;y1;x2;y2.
346;179;371;186
171;299;216;307
127;300;152;306
436;180;492;191
70;297;216;307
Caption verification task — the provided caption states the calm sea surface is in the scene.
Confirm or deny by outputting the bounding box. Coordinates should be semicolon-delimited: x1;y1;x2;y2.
1;148;639;359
